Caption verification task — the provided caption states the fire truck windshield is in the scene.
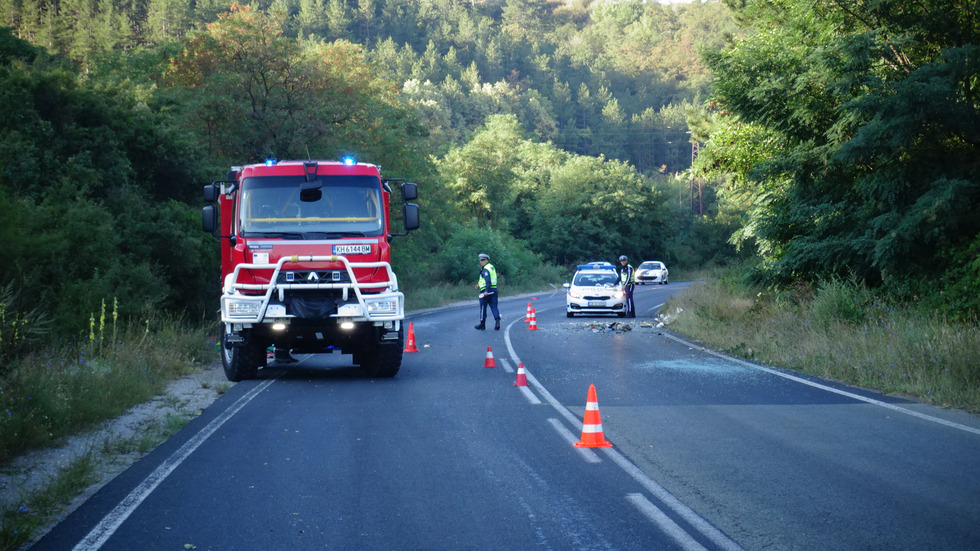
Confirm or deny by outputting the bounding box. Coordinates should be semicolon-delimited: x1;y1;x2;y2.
239;175;384;238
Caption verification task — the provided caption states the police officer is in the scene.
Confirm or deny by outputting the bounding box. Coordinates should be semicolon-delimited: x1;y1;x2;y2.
474;253;501;330
618;254;636;318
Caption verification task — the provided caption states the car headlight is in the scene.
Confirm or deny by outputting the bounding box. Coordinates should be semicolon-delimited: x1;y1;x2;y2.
614;290;625;299
227;300;262;318
568;289;581;299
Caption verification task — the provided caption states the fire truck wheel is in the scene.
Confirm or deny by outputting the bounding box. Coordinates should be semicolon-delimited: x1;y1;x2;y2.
360;345;402;378
221;326;265;382
359;332;403;378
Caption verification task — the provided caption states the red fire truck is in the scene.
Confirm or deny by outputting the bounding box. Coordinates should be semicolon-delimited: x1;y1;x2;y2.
202;158;419;381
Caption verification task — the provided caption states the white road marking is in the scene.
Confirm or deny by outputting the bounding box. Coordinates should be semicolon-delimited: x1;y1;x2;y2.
548;418;600;463
605;449;744;551
519;385;541;405
73;377;279;551
627;493;708;551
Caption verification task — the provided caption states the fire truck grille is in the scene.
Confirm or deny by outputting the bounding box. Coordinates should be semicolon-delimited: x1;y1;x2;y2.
277;270;352;284
284;291;340;319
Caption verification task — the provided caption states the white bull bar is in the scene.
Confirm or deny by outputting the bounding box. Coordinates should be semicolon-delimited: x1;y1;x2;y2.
220;254;404;325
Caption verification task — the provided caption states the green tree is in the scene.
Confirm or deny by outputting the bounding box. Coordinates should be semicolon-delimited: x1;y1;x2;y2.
93;0;132;52
146;0;192;45
164;5;429;170
325;0;352;40
700;0;980;315
501;0;548;40
531;153;664;264
298;0;328;38
438;114;524;229
356;0;377;43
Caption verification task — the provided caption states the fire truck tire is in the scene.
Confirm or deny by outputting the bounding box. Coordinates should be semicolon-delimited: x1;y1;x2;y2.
221;326;265;382
359;334;403;378
360;345;402;377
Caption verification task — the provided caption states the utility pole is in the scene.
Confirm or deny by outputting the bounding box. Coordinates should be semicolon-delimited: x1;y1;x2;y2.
691;141;703;215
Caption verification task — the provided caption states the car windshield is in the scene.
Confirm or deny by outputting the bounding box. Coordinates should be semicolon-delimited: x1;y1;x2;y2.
573;272;619;286
640;262;661;270
239;175;383;238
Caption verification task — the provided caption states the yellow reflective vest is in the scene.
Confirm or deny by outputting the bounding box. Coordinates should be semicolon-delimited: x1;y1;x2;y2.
478;263;498;292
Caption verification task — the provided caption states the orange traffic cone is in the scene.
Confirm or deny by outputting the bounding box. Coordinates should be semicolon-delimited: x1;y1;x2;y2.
524;302;533;322
514;362;528;387
574;384;613;448
527;308;539;331
484;346;497;368
403;322;419;353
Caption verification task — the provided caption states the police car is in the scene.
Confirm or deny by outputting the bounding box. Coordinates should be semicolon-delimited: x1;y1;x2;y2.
564;262;627;317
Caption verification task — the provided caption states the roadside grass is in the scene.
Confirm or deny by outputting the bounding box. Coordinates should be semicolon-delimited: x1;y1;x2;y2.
0;453;98;551
663;275;980;413
0;315;218;464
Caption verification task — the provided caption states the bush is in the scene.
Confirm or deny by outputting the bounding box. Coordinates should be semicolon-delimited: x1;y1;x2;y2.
434;222;549;286
0;282;49;373
810;275;876;328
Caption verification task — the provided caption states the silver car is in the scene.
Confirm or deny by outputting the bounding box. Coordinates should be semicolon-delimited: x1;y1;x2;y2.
635;261;668;285
564;263;627;317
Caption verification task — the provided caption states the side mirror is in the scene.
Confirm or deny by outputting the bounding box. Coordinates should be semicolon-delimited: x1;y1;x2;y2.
401;182;418;201
202;205;218;234
203;184;219;203
403;203;420;231
563;283;570;289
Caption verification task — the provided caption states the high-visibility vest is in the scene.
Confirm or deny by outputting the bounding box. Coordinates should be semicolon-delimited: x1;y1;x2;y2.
478;263;498;291
620;264;634;285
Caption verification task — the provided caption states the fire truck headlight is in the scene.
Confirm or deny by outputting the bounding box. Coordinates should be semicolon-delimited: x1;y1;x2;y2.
365;298;399;315
272;320;287;331
227;300;261;318
340;318;355;330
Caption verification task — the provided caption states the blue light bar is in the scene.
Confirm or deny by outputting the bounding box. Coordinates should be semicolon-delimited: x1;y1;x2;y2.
265;158;277;166
576;263;615;270
342;156;356;166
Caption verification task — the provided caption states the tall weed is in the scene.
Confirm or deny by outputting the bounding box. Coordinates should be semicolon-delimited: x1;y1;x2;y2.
0;314;216;463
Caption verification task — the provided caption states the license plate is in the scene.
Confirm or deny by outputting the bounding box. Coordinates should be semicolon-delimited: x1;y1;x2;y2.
333;244;371;255
587;301;605;307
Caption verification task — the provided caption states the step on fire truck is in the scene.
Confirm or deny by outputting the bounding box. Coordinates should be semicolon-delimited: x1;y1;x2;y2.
202;158;420;381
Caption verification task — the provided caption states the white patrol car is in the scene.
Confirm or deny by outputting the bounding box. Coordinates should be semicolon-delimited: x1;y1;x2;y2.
564;263;627;318
635;260;669;285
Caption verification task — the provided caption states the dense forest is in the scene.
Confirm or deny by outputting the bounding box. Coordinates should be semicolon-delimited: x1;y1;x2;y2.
694;0;980;316
0;0;977;356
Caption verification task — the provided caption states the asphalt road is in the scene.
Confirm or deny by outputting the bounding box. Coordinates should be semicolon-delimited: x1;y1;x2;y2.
32;283;980;550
